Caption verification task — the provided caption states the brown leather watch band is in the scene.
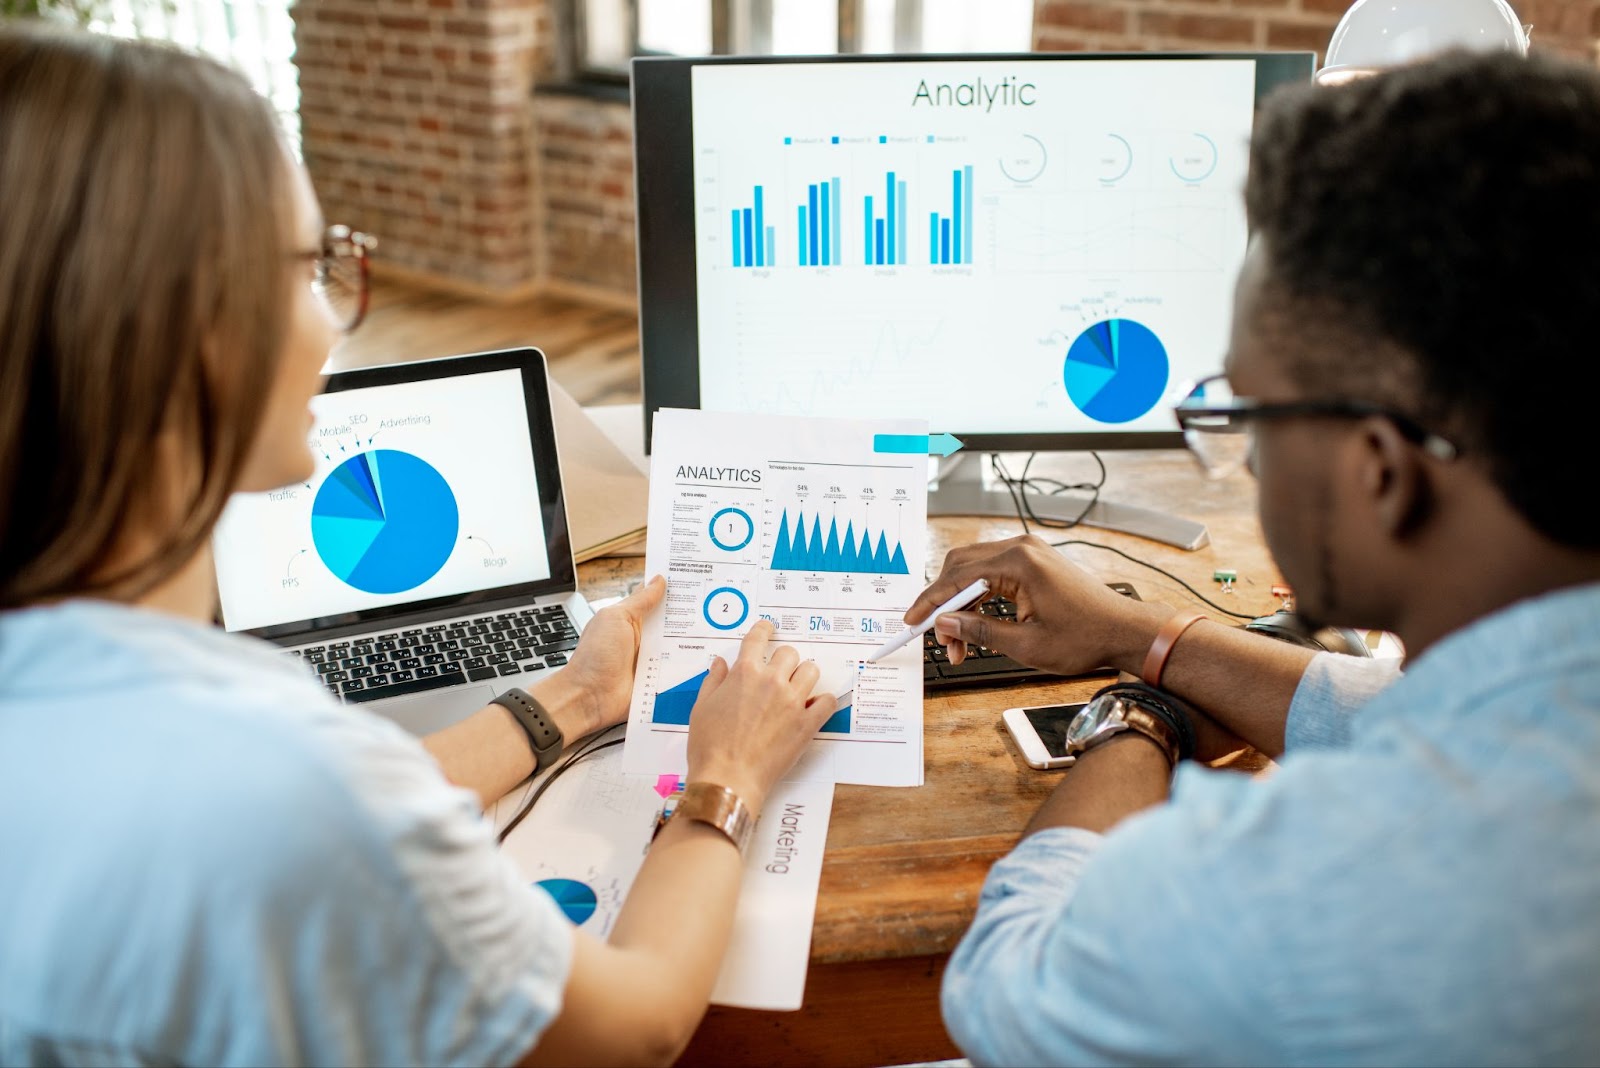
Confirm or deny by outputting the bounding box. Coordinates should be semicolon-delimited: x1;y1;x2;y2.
1141;610;1206;688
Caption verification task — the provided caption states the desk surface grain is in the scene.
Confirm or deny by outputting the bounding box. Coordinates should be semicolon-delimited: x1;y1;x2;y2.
579;450;1282;965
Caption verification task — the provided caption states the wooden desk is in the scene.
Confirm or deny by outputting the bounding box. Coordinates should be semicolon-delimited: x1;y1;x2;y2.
577;451;1285;1067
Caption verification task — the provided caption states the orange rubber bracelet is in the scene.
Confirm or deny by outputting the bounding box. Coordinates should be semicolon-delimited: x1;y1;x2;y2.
1140;611;1207;688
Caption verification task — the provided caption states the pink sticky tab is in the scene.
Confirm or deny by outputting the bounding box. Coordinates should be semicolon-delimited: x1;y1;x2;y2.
654;774;681;798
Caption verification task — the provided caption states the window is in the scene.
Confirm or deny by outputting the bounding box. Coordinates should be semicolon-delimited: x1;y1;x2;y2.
574;0;1034;80
90;0;301;153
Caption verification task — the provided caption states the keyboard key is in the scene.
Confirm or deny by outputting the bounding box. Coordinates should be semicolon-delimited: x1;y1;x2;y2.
414;643;436;656
468;666;499;682
497;663;522;676
438;640;461;652
345;670;467;704
324;670;350;683
364;653;389;666
512;647;538;661
534;638;579;657
375;640;397;652
397;657;422;671
340;678;367;693
416;665;440;679
304;650;327;665
315;662;340;676
464;656;488;669
339;656;363;670
545;653;568;666
351;666;374;679
391;669;416;683
937;655;1030;678
487;653;511;666
422;653;446;666
923;663;941;682
492;640;517;653
425;624;447;633
400;628;424;638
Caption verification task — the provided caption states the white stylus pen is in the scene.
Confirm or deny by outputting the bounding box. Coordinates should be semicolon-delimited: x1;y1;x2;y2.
865;578;990;664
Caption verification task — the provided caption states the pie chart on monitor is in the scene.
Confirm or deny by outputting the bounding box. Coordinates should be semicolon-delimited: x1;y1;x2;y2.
311;449;459;595
1064;318;1170;424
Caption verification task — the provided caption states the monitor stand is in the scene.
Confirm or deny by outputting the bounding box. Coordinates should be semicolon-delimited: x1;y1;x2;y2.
927;453;1211;551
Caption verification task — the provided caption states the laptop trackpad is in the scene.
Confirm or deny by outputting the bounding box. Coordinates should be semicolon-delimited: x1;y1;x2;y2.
374;684;498;736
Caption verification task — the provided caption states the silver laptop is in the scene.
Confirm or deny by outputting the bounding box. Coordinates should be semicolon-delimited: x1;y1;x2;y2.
213;347;593;736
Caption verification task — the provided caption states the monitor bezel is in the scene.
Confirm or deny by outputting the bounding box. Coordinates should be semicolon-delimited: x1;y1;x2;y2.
632;49;1315;453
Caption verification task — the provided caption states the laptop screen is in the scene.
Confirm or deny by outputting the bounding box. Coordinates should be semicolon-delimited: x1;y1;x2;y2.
214;365;555;635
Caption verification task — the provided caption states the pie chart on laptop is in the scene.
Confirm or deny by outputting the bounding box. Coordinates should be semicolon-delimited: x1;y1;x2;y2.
311;449;459;595
1064;317;1170;424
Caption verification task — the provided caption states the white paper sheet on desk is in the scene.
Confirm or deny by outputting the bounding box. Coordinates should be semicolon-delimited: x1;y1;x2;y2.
623;408;928;788
492;742;835;1010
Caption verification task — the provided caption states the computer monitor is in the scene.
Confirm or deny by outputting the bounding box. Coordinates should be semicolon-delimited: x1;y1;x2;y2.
632;51;1315;548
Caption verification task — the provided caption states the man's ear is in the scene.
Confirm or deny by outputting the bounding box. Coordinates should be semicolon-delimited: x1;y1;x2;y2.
1354;416;1433;540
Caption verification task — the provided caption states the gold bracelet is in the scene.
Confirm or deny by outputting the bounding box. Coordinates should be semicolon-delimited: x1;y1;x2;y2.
652;782;754;854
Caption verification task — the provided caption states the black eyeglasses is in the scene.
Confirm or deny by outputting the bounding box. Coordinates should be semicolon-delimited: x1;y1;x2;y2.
291;224;377;334
1174;373;1460;479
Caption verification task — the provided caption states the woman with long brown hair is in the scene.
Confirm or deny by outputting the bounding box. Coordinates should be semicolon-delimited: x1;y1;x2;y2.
0;25;835;1066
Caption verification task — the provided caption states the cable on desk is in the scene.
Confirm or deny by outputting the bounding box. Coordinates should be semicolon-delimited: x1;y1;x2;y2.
1050;538;1258;620
982;452;1257;621
497;725;627;844
988;451;1106;533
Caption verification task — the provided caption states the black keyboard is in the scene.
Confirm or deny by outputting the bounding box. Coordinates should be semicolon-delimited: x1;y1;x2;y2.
923;583;1140;690
290;604;579;703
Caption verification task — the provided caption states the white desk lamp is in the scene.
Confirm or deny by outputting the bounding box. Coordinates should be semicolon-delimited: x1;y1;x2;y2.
1318;0;1530;85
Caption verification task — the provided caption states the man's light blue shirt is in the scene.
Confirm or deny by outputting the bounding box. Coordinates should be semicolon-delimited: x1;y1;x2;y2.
942;582;1600;1066
0;601;574;1067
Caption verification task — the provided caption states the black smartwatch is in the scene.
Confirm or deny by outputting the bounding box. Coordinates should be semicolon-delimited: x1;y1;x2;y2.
490;687;564;774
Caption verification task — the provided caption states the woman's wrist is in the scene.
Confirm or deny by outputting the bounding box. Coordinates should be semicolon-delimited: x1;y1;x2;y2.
686;764;767;821
527;673;599;742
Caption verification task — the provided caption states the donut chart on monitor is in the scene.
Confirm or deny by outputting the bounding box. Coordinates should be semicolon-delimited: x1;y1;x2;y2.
311;449;459;595
1063;318;1170;424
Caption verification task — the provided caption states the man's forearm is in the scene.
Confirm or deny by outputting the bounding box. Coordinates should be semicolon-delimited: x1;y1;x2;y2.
1106;605;1316;759
1025;733;1173;838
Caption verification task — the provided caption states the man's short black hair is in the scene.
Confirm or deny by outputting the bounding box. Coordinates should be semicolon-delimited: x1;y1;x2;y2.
1247;51;1600;549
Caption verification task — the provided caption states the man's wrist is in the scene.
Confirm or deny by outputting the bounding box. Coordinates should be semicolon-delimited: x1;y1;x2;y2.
1108;602;1186;676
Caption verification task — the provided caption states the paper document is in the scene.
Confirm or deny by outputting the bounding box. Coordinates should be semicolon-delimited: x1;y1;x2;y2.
494;741;834;1010
623;409;929;787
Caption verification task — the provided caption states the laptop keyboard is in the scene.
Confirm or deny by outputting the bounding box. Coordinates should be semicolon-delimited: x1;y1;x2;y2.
923;584;1139;690
292;604;579;704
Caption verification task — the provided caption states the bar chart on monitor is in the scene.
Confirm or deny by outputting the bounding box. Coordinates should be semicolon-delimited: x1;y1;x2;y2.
688;59;1258;436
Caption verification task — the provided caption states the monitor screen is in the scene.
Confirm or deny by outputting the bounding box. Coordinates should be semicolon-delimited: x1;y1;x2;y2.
633;52;1315;452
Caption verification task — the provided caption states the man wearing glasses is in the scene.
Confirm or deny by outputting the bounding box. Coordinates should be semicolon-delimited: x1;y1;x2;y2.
919;51;1600;1066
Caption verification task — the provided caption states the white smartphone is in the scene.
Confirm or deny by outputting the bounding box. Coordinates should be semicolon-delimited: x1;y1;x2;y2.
1002;703;1087;770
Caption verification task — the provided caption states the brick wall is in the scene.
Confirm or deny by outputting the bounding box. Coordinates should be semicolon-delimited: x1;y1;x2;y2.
1033;0;1600;63
294;0;547;293
535;94;637;297
294;1;1600;301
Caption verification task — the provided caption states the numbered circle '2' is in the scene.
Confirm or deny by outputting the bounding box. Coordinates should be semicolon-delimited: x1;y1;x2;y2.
703;587;750;630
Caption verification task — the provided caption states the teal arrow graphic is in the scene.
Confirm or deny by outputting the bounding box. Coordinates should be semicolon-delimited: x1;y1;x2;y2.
873;432;964;457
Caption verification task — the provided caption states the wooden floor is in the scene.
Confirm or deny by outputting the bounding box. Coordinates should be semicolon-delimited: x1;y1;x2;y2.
329;276;643;407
